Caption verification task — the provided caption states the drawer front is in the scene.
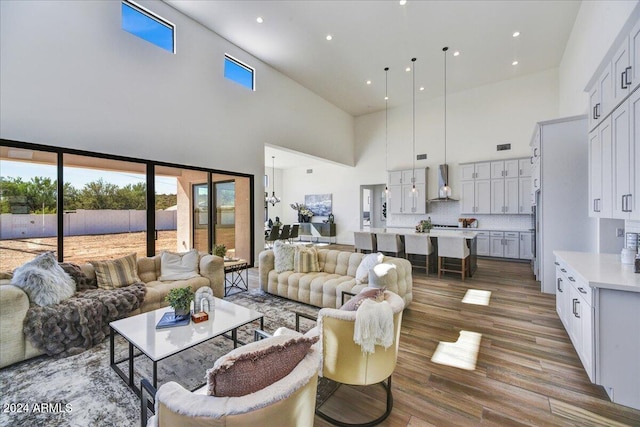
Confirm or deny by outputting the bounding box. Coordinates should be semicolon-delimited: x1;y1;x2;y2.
558;261;593;304
490;231;504;237
505;232;519;238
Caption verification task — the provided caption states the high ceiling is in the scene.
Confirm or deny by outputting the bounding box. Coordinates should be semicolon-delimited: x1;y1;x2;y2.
164;0;581;168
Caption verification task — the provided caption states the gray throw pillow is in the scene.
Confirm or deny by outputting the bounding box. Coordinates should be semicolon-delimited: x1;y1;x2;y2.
11;252;76;306
273;240;295;273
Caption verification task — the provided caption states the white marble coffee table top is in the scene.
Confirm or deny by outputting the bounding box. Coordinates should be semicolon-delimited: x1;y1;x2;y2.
110;297;263;361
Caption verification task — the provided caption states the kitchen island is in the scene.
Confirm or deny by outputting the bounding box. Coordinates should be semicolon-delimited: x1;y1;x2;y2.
366;228;478;275
554;251;640;410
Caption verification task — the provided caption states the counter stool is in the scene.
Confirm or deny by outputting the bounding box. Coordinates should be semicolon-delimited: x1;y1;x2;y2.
354;232;376;253
376;233;404;258
437;236;470;281
405;234;433;275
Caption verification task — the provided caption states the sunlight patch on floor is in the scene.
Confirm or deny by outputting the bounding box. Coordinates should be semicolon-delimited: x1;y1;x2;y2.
461;289;491;306
431;331;482;371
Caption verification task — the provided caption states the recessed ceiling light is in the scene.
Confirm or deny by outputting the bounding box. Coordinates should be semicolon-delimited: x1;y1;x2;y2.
326;34;333;41
513;31;520;37
405;67;411;72
512;60;519;66
384;96;389;100
366;80;372;85
419;86;425;91
256;17;264;24
399;0;407;5
453;51;460;57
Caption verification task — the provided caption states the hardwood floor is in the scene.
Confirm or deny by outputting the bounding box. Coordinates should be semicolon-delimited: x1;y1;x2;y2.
250;245;640;426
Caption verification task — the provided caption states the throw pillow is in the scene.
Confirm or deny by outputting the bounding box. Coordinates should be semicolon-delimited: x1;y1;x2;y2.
294;245;320;273
11;252;76;306
273;240;295;273
90;253;141;290
355;252;384;284
340;287;386;311
368;263;398;289
158;249;200;281
59;262;97;291
206;334;318;397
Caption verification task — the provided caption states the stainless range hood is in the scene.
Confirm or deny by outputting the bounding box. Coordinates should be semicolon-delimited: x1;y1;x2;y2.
429;164;458;202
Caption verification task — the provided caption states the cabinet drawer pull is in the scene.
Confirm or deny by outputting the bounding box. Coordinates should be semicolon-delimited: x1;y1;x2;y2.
560;268;567;273
554;262;560;266
557;277;563;292
625;66;632;87
622;69;629;89
568;276;575;282
578;287;587;294
573;299;580;318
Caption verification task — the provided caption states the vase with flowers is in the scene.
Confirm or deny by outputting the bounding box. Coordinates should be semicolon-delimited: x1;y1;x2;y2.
416;217;433;233
290;203;314;223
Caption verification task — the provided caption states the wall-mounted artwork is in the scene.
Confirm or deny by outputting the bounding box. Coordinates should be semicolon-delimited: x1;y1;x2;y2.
305;193;332;216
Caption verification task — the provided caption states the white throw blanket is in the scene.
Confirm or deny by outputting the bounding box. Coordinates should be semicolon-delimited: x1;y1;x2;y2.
353;299;394;354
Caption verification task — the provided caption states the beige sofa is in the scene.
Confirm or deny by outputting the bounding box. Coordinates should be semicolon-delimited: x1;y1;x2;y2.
259;248;412;309
0;253;224;369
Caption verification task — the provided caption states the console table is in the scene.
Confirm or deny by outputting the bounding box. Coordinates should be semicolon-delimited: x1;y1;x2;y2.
299;223;336;243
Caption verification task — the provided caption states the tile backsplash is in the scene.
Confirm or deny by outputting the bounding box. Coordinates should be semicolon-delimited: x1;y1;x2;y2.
387;201;533;230
625;220;640;234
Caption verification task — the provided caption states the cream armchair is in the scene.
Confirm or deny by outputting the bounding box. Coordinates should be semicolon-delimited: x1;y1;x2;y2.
299;290;405;426
141;335;320;427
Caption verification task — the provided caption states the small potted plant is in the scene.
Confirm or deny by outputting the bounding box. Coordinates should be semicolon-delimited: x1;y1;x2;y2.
213;244;227;258
165;286;195;318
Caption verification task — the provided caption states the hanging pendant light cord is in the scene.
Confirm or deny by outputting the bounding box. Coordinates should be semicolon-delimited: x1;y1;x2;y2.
443;47;447;167
385;67;389;191
411;58;416;190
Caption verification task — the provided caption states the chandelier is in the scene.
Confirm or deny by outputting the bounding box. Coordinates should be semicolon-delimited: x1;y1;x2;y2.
265;155;280;206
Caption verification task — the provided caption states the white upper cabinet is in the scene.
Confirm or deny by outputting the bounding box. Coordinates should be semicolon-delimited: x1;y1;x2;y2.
612;36;631;107
589;129;603;217
387;168;427;214
631;88;640;220
612;98;631;219
460;164;475;181
518;158;532;177
389;171;403;186
630;19;640;93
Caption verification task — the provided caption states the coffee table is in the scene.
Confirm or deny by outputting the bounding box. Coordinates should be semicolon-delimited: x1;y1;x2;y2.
109;297;263;396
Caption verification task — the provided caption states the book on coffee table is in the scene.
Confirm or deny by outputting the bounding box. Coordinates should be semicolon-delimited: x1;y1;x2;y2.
155;312;190;329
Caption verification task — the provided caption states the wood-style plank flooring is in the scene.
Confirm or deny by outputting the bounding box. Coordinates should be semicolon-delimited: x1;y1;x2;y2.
249;244;640;426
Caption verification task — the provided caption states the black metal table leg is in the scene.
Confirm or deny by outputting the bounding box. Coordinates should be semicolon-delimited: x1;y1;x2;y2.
128;342;134;388
232;328;238;348
153;361;158;389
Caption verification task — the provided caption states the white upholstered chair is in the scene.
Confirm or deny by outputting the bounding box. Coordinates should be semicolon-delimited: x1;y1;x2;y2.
375;233;404;258
404;234;434;275
354;231;376;253
437;236;471;281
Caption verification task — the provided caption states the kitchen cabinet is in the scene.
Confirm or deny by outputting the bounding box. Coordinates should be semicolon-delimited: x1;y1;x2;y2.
632;87;640;220
387;168;427;214
554;264;570;329
589;129;602;217
589;116;613;218
490;160;518;179
588;64;613;132
460;179;490;214
518;177;532;214
460;162;490;181
490;178;518;214
475;231;490;256
489;231;519;258
612;19;640;107
519;231;533;260
612;98;632;219
518;158;532;177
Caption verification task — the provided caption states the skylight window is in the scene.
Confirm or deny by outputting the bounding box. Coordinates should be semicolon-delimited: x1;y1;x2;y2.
224;55;255;91
122;0;175;53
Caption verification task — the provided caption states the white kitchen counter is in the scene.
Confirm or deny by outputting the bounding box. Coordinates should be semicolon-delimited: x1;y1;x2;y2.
366;228;477;239
553;251;640;293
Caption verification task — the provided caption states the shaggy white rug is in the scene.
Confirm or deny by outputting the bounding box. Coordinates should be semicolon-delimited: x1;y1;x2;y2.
0;290;327;427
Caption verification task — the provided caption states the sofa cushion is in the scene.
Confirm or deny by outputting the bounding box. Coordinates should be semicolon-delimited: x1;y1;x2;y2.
294;246;320;273
368;263;398;289
11;252;76;307
206;334;318;397
90;253;141;290
273;240;295;273
159;249;200;281
355;252;384;284
340;287;386;311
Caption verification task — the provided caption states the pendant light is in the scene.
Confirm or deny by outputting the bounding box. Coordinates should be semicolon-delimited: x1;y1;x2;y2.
411;57;417;195
265;155;280;206
440;47;452;199
384;66;389;195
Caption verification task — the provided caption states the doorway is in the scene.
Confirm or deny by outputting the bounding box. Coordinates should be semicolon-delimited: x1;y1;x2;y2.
360;184;387;230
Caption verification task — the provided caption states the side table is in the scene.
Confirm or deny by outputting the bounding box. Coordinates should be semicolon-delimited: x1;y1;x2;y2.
224;259;249;296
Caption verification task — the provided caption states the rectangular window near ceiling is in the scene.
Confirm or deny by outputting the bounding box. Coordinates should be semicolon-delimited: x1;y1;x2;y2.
224;54;255;90
122;0;175;53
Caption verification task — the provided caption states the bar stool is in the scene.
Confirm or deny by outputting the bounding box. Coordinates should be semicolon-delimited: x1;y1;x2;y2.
375;233;404;258
354;232;376;253
404;233;434;275
437;236;471;281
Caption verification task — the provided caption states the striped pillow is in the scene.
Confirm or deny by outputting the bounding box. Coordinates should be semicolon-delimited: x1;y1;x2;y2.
90;253;141;289
294;246;320;273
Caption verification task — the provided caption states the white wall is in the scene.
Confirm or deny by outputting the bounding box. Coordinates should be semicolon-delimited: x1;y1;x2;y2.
559;0;639;116
0;1;354;262
281;69;558;244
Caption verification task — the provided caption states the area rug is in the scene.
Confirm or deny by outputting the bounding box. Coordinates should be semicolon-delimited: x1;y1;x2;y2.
0;289;335;427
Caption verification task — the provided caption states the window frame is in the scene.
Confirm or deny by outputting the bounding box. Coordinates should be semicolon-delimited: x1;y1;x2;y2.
121;0;176;54
224;54;256;91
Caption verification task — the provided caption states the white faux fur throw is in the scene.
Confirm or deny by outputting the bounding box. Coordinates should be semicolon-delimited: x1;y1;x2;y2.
353;299;394;354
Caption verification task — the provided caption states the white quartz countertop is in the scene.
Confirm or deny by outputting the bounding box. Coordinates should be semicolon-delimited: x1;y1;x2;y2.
366;228;477;238
553;251;640;293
